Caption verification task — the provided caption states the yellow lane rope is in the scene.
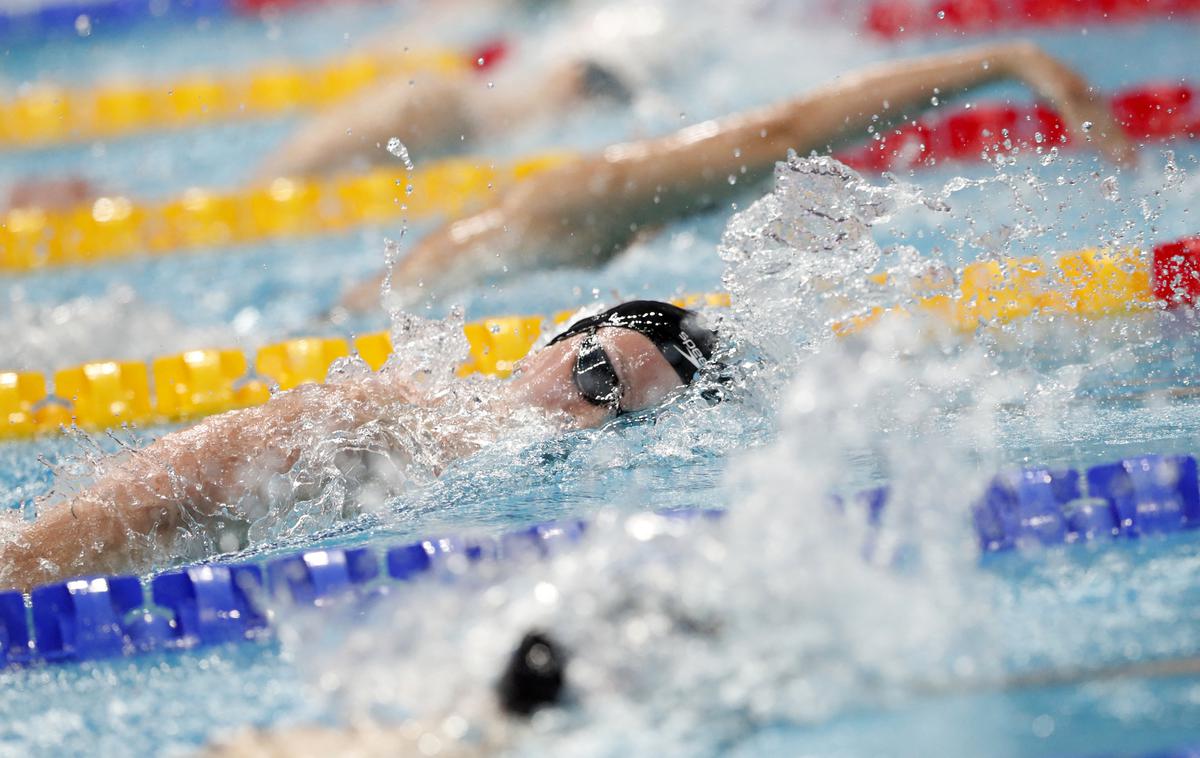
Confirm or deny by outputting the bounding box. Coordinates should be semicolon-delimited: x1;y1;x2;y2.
0;293;730;439
0;151;575;271
3;236;1195;440
0;48;469;148
833;247;1157;336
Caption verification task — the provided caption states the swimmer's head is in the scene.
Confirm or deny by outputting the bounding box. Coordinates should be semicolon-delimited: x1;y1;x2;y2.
575;60;634;104
544;59;634;110
508;300;719;428
496;631;567;717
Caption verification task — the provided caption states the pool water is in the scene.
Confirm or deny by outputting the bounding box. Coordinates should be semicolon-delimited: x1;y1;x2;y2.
2;0;1200;755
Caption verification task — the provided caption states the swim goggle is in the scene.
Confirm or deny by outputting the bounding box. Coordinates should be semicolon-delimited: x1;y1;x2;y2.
571;330;625;415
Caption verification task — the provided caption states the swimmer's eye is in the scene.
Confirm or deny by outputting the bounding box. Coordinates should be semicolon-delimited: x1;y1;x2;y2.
572;332;625;415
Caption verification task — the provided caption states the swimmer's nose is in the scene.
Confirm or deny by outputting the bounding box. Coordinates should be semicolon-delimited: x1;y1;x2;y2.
496;631;567;716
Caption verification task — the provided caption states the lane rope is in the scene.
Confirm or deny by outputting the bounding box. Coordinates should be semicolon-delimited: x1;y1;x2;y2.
0;0;388;42
0;46;474;148
2;234;1199;440
832;236;1200;336
865;0;1200;39
0;150;576;272
2;448;1199;668
837;83;1198;174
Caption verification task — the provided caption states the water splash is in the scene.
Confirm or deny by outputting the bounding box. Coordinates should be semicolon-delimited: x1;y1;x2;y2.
267;153;1200;755
0;286;236;375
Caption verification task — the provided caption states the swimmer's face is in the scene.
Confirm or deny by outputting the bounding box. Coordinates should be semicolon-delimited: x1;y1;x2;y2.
509;327;684;428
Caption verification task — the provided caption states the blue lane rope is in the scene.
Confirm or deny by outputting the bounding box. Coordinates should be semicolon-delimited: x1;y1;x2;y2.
0;0;228;40
0;453;1197;669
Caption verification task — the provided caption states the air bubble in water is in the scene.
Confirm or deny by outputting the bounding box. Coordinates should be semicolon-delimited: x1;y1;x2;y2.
386;138;414;170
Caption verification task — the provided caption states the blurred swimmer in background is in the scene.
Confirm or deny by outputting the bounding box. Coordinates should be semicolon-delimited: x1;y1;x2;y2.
340;41;1134;311
0;301;718;591
3;0;660;210
206;630;569;757
255;56;635;180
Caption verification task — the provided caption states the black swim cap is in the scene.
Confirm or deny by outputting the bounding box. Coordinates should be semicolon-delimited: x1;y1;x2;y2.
549;300;718;385
496;631;567;717
577;60;633;104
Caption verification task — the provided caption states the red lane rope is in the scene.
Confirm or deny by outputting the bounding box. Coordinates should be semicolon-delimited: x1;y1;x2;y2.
866;0;1200;38
836;83;1198;173
468;38;511;73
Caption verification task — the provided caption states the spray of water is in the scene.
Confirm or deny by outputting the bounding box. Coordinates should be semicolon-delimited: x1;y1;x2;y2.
263;151;1200;755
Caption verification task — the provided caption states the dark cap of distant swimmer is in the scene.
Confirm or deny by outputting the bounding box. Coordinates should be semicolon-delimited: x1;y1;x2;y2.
576;59;634;105
550;300;719;385
497;631;568;716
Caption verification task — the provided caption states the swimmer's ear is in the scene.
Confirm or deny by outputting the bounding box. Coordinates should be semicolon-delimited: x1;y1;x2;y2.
697;361;735;406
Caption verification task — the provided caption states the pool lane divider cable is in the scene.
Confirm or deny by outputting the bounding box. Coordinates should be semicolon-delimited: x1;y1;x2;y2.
0;81;1192;274
0;39;508;148
3;234;1200;441
0;149;575;272
865;0;1200;39
0;0;410;44
0;450;1198;669
836;82;1198;174
831;236;1200;337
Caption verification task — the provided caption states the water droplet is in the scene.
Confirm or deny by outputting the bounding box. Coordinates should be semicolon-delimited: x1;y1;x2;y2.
74;14;91;36
1101;175;1120;201
936;9;946;18
1081;121;1094;132
930;96;940;106
386;138;414;170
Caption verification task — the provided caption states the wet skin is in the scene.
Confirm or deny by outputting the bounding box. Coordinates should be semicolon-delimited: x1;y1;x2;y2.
505;327;687;428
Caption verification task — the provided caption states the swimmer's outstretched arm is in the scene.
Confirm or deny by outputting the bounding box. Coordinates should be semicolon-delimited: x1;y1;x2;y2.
0;376;418;592
345;41;1131;309
255;74;474;181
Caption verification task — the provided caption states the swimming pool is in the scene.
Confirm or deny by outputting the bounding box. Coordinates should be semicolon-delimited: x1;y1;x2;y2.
2;0;1200;755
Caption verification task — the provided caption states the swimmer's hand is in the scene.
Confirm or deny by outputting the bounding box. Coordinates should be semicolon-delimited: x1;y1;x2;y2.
1000;42;1136;167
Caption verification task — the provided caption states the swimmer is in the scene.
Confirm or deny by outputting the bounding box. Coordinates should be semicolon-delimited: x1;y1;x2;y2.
204;630;569;757
0;301;718;592
341;41;1135;311
1;58;632;212
256;56;633;181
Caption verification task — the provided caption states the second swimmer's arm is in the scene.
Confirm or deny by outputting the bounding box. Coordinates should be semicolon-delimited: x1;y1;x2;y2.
255;74;473;181
353;42;1130;310
605;41;1131;213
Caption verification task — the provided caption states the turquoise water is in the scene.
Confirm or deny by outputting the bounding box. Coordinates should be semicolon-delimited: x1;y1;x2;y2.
3;0;1200;755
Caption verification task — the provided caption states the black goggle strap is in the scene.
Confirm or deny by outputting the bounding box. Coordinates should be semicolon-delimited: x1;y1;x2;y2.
573;332;623;412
